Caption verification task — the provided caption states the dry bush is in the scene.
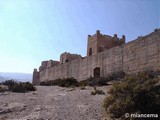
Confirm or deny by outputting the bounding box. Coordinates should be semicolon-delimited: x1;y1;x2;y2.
91;87;105;95
103;71;160;119
40;77;78;87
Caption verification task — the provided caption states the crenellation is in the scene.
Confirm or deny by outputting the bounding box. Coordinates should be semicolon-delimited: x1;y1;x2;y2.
32;29;160;85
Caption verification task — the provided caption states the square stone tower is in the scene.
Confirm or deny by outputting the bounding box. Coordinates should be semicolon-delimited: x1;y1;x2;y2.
87;30;125;56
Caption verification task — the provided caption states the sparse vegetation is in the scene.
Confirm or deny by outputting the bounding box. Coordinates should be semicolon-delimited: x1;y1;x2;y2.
79;77;109;87
58;78;78;87
40;71;126;88
40;77;78;87
2;80;36;93
91;87;105;95
107;71;125;81
2;79;17;89
23;82;36;91
103;71;160;119
80;85;86;90
11;82;26;93
79;71;125;87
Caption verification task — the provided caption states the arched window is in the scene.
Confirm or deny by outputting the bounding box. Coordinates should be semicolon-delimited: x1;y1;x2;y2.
89;48;92;56
94;67;100;77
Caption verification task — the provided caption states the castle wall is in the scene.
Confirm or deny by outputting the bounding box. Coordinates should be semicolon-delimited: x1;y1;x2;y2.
39;30;160;82
122;31;160;74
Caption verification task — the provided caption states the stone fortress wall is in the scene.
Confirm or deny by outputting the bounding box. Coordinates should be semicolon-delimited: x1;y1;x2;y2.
33;29;160;85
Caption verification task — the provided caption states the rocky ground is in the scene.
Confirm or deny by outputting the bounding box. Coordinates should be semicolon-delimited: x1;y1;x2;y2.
0;86;111;120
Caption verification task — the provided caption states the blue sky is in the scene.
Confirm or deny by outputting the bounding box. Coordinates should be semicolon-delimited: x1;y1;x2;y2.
0;0;159;73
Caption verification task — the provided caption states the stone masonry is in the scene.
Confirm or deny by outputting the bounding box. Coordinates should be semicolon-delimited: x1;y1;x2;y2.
32;29;160;85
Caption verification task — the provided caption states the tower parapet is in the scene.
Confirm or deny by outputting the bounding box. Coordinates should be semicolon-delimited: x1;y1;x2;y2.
87;30;125;56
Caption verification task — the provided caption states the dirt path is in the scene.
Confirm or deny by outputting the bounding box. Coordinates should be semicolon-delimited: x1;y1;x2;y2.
0;86;109;120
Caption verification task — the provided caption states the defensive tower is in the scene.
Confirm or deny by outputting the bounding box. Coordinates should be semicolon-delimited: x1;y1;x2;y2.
87;30;125;56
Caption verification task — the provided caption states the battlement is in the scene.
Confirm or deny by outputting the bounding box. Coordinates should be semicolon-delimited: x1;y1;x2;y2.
32;28;160;85
87;30;125;56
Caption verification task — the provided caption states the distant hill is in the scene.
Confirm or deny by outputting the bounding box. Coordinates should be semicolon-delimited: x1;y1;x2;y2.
0;75;5;82
0;72;32;83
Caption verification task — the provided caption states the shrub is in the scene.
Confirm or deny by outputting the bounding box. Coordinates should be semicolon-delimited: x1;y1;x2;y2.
40;80;51;86
107;71;125;81
23;82;36;91
11;82;26;93
2;80;36;93
50;78;63;86
79;77;109;87
91;87;105;95
59;78;78;87
79;71;125;87
80;85;86;90
40;77;78;87
2;79;17;89
103;71;160;119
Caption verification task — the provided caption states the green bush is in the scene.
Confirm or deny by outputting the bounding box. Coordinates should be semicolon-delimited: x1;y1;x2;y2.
59;78;78;87
11;82;26;93
91;87;105;95
79;71;125;87
40;77;78;87
40;80;51;86
2;80;36;93
2;79;17;89
79;77;109;87
107;71;125;81
103;71;160;119
40;71;126;87
11;82;36;93
23;82;36;91
89;77;107;86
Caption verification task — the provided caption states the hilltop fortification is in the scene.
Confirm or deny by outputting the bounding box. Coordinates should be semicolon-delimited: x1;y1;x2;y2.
33;29;160;85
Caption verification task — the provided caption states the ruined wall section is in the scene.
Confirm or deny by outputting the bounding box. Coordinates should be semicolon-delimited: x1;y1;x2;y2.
60;52;82;64
39;30;160;82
